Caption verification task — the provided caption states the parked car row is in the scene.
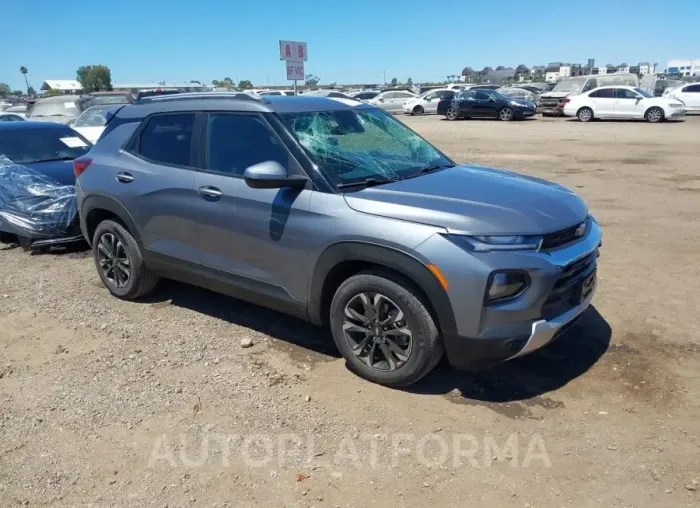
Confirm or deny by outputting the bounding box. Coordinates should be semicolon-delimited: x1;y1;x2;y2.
1;92;602;388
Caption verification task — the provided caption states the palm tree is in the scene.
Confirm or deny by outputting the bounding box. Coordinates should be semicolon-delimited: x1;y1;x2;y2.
19;66;29;92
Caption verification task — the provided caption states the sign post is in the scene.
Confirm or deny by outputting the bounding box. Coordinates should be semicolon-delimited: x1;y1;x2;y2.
280;40;308;95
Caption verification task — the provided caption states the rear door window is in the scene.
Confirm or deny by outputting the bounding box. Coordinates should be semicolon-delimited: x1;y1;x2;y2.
137;113;196;167
590;88;614;98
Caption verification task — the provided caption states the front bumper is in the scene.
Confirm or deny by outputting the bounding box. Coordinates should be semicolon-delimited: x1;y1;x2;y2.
416;218;602;369
537;105;563;115
669;108;686;118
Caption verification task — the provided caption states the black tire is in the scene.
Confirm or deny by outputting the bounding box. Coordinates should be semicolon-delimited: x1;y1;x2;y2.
577;107;593;122
412;105;424;116
498;107;514;121
445;107;459;121
92;220;158;300
329;271;443;387
645;107;664;123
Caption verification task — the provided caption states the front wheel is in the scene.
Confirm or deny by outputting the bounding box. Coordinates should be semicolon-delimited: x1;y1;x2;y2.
445;107;459;121
645;107;664;123
498;107;514;121
329;272;443;387
412;105;424;116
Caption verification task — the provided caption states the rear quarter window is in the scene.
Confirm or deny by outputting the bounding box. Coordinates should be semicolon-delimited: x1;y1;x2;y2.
134;114;196;167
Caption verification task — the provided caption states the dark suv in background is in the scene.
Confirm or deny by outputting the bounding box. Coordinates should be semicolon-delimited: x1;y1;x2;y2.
75;93;601;387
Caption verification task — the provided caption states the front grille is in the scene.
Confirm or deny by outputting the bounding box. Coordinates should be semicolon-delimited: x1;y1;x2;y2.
541;221;585;250
542;252;597;320
540;98;562;107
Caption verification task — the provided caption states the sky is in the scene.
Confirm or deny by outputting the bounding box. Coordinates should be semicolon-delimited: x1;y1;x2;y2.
1;0;699;91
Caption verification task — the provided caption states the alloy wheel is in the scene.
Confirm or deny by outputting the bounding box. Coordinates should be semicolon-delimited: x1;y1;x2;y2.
647;108;662;122
578;108;592;122
97;233;131;288
499;108;513;121
342;292;413;371
446;108;458;120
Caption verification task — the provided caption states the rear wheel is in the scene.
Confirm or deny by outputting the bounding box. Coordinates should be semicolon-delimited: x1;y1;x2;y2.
412;105;424;116
445;107;459;121
645;107;664;123
577;107;593;122
92;220;158;300
498;107;514;121
329;272;443;387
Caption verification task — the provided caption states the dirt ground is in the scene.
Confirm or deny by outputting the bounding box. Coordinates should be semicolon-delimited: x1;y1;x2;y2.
1;115;699;508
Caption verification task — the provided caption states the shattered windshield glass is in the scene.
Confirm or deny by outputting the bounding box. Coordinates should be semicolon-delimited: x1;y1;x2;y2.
281;108;451;186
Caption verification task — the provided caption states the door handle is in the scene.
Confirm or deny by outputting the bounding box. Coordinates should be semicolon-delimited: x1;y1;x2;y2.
116;172;134;183
198;186;223;199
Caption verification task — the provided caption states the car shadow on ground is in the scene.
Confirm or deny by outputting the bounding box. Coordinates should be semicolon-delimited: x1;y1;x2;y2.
407;305;611;403
141;280;342;358
565;118;687;124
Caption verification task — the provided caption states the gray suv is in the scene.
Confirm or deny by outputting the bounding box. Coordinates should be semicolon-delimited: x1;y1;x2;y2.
75;93;602;387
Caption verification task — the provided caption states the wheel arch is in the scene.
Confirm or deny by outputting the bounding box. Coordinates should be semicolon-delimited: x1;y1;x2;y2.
308;242;457;336
80;195;142;248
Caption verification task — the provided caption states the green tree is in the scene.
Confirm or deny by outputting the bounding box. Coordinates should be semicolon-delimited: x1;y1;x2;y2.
45;89;63;97
12;90;23;96
304;74;320;86
20;66;30;92
0;83;10;97
238;80;253;89
76;65;112;92
212;79;220;86
390;77;398;86
406;78;413;86
27;86;36;97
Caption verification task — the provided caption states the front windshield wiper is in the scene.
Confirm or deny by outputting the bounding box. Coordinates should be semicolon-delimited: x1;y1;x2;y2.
336;177;394;189
401;163;455;181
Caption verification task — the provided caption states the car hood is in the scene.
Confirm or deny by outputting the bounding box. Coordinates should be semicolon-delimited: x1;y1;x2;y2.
540;91;575;99
343;164;587;235
25;160;76;186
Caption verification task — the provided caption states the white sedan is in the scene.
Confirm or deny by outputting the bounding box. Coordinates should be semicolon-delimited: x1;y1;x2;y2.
402;89;454;115
563;86;686;123
71;105;115;144
663;82;700;112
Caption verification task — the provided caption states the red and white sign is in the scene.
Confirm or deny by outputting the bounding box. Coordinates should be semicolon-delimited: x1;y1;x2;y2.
286;61;305;81
279;40;308;62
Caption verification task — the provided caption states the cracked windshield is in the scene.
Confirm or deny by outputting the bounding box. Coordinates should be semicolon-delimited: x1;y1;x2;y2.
281;108;452;186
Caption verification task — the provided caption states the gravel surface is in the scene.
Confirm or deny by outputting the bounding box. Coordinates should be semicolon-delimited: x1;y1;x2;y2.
1;115;699;507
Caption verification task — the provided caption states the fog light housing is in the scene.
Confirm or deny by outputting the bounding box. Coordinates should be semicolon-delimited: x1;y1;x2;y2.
486;271;530;304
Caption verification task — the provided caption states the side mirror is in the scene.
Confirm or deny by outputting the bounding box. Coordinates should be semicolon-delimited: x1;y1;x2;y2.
243;161;307;190
489;97;496;102
378;98;385;102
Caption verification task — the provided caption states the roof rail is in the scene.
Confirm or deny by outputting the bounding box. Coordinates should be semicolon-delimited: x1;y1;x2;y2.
136;92;261;104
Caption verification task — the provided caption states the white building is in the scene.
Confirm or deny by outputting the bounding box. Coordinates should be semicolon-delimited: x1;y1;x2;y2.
638;62;652;75
667;59;700;76
559;65;571;78
593;67;608;75
40;80;82;92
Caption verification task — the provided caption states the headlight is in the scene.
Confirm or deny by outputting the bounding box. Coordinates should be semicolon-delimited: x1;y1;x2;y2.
444;234;543;252
485;271;530;303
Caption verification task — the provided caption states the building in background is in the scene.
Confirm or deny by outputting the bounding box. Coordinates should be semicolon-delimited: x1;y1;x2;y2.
40;80;82;94
112;83;206;93
638;62;653;75
666;59;700;76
